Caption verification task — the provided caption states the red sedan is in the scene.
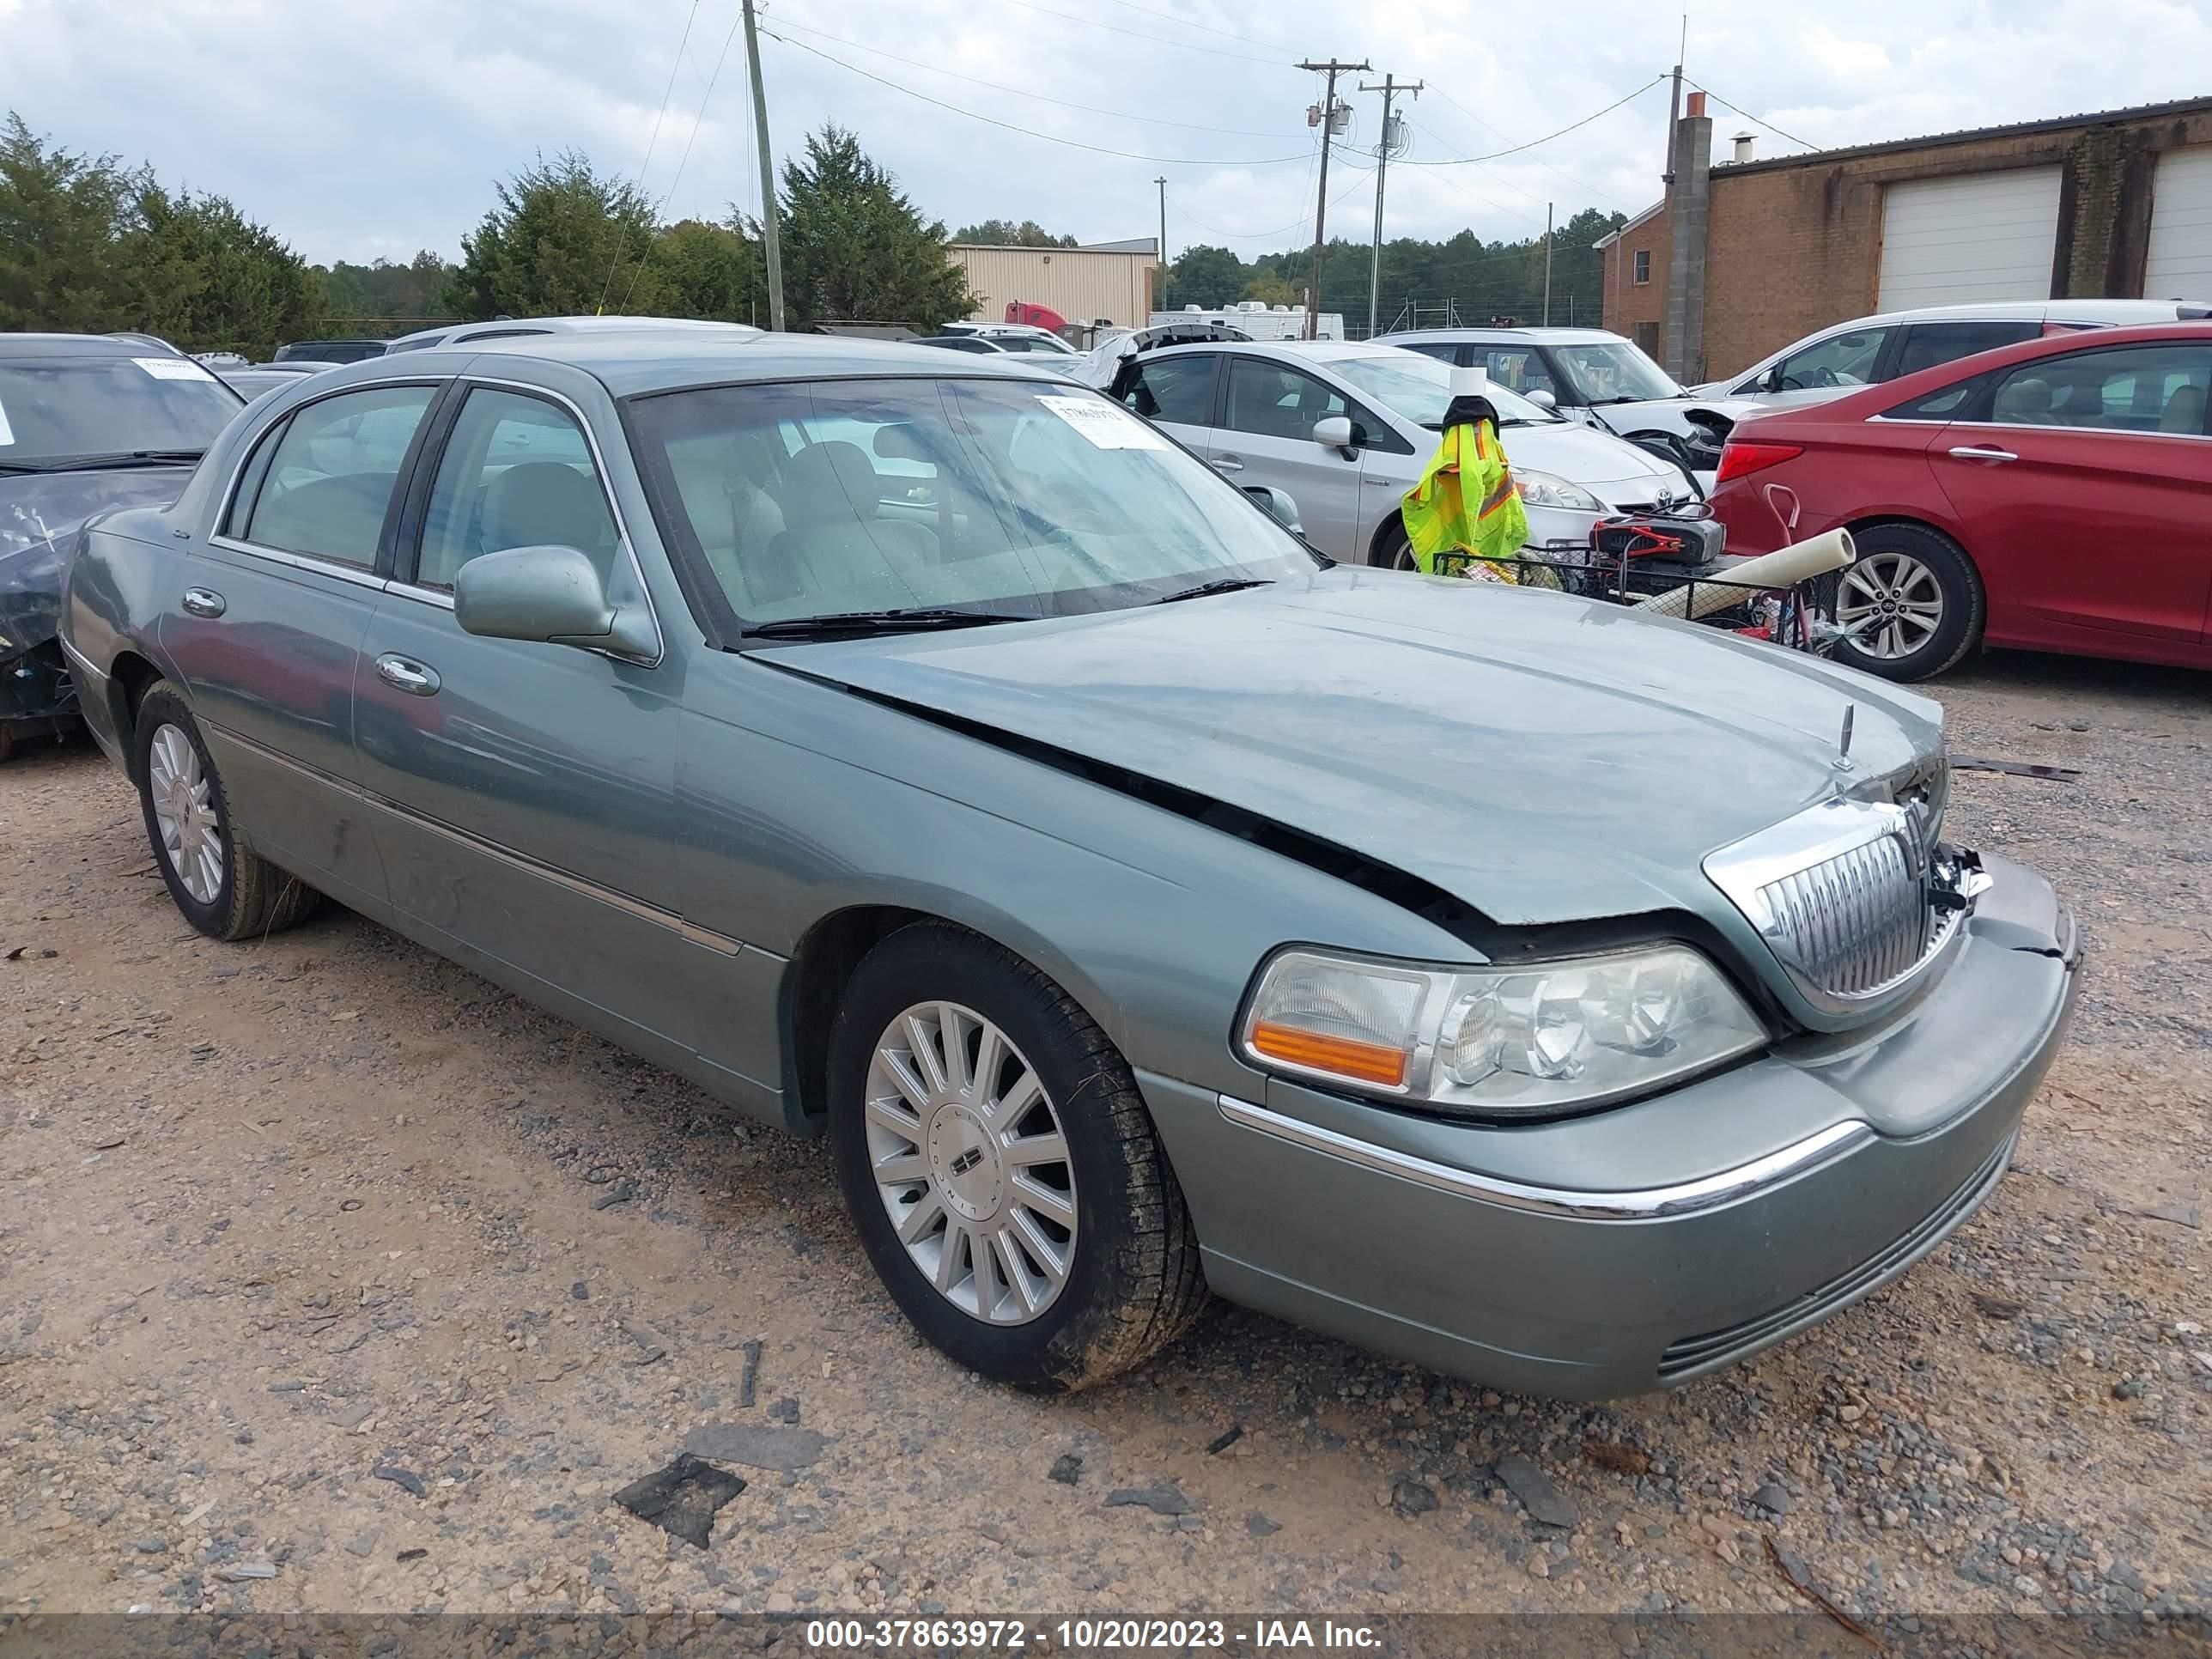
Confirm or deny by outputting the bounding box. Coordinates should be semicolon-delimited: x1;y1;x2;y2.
1708;322;2212;681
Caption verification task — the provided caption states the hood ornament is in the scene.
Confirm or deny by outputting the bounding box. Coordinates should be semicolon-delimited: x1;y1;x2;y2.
1834;703;1856;771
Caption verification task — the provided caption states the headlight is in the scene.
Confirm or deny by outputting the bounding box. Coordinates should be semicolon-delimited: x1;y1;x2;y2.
1513;469;1606;513
1240;945;1765;1117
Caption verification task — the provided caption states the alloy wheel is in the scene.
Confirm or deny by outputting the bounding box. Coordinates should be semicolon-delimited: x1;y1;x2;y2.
148;722;224;905
1837;551;1945;660
864;1000;1078;1325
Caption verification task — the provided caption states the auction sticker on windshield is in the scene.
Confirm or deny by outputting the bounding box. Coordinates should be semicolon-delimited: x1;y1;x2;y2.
134;357;216;381
0;399;13;446
1037;393;1166;449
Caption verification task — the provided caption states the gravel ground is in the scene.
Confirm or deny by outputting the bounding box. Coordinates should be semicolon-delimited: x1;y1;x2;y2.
3;648;2206;1630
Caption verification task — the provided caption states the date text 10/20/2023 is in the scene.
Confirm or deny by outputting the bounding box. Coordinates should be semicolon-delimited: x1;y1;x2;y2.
803;1619;1382;1650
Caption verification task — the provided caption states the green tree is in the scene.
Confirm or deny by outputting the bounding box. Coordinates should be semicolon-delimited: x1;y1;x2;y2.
1155;244;1244;310
777;125;974;329
319;251;456;331
445;150;672;321
122;185;322;357
1239;271;1297;307
657;216;762;324
952;217;1077;248
0;112;141;333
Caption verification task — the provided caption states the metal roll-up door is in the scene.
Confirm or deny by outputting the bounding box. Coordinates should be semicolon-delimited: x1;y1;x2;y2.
2145;146;2212;301
1877;169;2062;309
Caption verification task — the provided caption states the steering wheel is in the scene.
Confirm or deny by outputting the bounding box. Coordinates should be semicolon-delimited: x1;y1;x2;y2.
1809;366;1840;388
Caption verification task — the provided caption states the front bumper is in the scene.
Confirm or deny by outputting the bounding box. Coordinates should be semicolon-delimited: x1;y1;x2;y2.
1145;854;2081;1398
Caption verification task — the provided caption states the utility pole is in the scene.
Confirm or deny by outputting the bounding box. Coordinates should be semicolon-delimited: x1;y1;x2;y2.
1663;13;1686;183
1155;176;1168;267
1298;58;1369;341
1542;202;1554;325
1358;72;1419;339
741;0;786;331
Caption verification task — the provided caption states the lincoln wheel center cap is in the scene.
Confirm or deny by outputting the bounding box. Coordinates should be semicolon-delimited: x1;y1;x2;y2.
926;1104;1003;1223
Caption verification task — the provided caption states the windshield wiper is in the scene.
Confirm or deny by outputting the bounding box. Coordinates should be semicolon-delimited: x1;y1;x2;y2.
0;449;206;474
1152;577;1275;605
743;607;1036;639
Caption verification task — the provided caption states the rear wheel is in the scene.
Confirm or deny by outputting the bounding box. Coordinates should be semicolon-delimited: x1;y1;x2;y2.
1830;524;1983;682
132;683;322;941
827;924;1207;1391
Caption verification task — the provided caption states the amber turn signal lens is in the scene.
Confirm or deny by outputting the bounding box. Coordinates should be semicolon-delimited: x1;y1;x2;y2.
1247;1020;1411;1087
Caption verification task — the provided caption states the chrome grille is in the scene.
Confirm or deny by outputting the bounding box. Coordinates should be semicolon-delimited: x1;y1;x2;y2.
1757;830;1929;997
1704;775;1973;1014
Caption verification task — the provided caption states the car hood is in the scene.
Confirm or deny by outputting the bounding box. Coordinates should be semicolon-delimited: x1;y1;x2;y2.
777;568;1942;931
0;468;191;660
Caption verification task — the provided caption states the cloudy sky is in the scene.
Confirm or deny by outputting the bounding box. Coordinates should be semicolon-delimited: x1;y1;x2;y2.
9;0;2210;266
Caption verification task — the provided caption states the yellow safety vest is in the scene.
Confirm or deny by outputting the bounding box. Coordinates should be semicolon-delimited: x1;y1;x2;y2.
1401;419;1532;578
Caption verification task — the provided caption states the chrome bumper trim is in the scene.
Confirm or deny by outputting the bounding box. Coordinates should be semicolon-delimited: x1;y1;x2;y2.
1216;1094;1873;1220
58;635;109;686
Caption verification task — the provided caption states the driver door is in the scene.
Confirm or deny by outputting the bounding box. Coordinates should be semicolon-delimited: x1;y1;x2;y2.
1212;358;1371;559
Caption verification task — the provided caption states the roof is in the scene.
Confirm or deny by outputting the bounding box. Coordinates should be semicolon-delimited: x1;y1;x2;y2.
1387;326;1627;345
1592;201;1663;250
1714;94;2212;177
378;328;1073;398
0;333;158;359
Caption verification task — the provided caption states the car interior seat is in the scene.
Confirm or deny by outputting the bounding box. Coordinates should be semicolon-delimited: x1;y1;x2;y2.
1992;375;2054;425
2159;382;2207;434
456;461;617;586
754;441;939;607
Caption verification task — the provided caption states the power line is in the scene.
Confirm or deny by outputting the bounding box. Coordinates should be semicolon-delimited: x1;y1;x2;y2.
992;0;1293;65
1399;135;1548;229
618;7;744;311
1398;76;1668;166
768;13;1294;137
1685;80;1820;153
760;28;1313;165
1420;86;1637;209
593;0;703;315
1093;0;1288;52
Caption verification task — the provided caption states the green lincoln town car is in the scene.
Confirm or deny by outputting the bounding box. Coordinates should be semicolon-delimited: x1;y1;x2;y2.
60;330;2081;1397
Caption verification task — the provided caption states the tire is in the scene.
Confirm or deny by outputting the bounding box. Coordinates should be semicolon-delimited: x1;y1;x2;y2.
1376;519;1418;571
132;682;322;942
1829;523;1984;683
827;923;1207;1392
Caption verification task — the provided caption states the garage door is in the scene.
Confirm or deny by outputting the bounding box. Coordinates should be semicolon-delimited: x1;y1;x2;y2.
1877;168;2061;309
2145;146;2212;301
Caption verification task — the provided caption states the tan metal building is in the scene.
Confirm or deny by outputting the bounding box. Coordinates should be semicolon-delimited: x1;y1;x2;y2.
949;241;1158;329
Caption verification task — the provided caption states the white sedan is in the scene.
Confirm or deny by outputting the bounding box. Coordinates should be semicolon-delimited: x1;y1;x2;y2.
1089;338;1698;567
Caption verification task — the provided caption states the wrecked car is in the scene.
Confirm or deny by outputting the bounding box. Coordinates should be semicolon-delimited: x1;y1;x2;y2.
64;333;2080;1398
2;335;242;760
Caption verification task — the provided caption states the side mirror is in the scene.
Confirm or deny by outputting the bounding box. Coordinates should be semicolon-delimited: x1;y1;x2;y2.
1311;414;1356;452
1243;483;1303;532
1528;388;1558;410
454;544;657;661
1764;367;1787;393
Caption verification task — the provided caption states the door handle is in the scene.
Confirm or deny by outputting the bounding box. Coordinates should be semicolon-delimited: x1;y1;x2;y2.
1212;455;1246;473
181;586;226;618
1947;445;2018;464
374;653;441;696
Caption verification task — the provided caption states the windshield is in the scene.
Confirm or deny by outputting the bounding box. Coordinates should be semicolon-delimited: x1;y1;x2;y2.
1326;351;1559;428
629;376;1320;628
0;356;241;465
1548;339;1683;404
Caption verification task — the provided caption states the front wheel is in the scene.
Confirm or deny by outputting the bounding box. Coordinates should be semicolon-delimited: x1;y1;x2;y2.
827;924;1207;1392
1829;525;1984;682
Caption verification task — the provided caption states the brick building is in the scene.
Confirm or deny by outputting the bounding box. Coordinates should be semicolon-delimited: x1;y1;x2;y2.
1601;94;2212;382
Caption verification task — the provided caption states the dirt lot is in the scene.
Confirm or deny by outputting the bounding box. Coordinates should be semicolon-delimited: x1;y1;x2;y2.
3;650;2207;1629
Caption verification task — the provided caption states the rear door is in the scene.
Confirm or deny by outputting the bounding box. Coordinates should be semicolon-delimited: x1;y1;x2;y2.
1109;350;1218;459
1887;319;2041;381
165;379;443;903
1928;339;2212;645
1212;357;1374;558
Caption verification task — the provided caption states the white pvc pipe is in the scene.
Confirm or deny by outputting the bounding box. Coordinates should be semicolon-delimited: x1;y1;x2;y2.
1632;527;1856;622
